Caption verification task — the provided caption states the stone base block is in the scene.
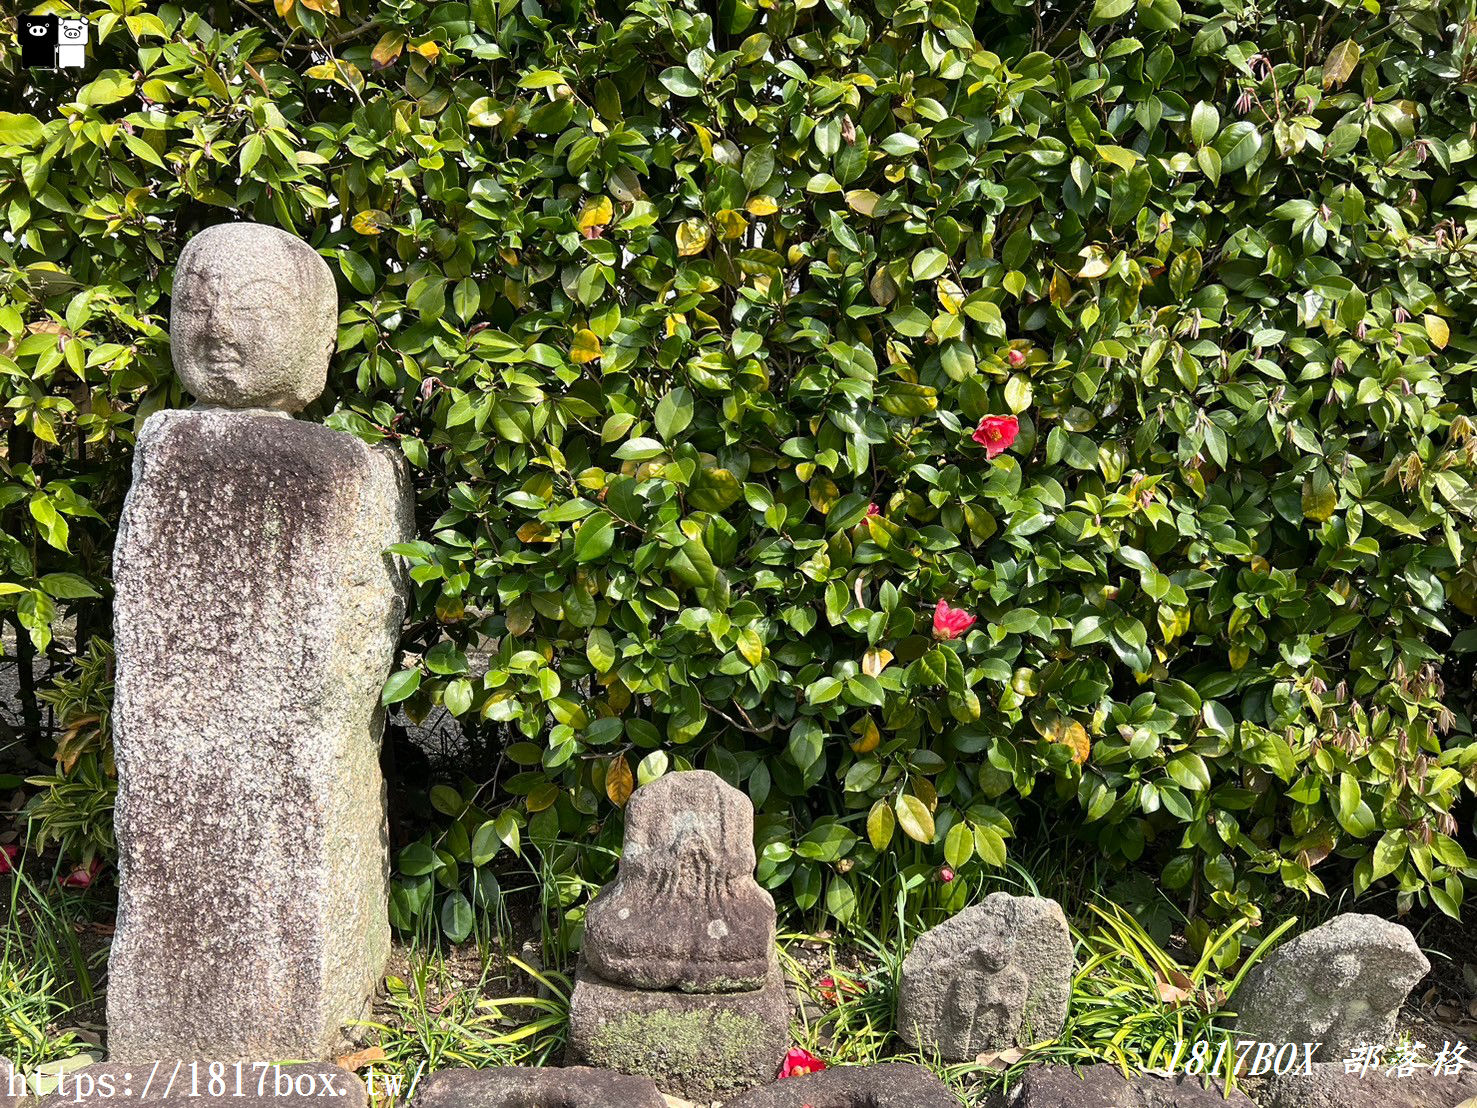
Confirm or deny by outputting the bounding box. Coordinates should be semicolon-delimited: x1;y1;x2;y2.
1007;1065;1255;1107
1258;1061;1477;1108
722;1063;959;1107
565;957;788;1102
410;1065;666;1108
34;1063;364;1108
2;1056;21;1108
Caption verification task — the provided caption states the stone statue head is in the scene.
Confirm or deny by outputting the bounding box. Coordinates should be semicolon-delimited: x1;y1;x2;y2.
170;222;338;413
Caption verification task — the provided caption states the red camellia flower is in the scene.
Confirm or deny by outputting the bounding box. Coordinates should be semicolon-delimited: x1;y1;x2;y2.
817;975;865;1006
59;858;102;890
0;844;18;875
972;414;1020;459
932;599;977;641
779;1047;828;1080
866;502;880;516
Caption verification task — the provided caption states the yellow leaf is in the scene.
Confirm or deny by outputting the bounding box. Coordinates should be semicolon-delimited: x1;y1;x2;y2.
1425;314;1450;349
351;209;391;235
895;794;935;844
746;195;779;216
861;648;893;678
516;522;556;543
808;476;839;513
851;716;880;754
526;782;558;812
1076;246;1110;279
371;32;405;69
737;627;764;666
1052;718;1091;766
412;40;441;61
1323;38;1361;89
578;196;614;231
715;209;748;240
273;0;295;16
845;188;880;216
570;328;602;364
606;755;634;807
1229;644;1249;670
938;278;964;315
675;218;710;256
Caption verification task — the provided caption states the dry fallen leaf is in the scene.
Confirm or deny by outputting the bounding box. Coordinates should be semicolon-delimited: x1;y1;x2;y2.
334;1045;386;1071
975;1047;1024;1069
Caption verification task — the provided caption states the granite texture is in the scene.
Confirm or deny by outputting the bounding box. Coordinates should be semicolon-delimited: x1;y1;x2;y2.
1005;1065;1256;1107
107;408;411;1060
1231;913;1430;1061
1257;1060;1477;1108
170;223;338;412
409;1065;667;1108
1;1057;22;1108
565;958;789;1102
897;893;1072;1062
583;770;776;993
34;1064;365;1108
720;1063;961;1107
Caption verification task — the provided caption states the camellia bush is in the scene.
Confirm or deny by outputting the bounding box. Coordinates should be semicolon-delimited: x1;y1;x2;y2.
4;0;1477;940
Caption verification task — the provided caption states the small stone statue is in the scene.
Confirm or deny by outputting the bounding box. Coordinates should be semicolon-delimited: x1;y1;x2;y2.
107;222;412;1061
897;892;1072;1062
569;771;788;1100
583;770;776;991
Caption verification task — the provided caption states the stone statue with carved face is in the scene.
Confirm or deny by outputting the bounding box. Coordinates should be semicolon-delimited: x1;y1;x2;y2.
108;222;412;1062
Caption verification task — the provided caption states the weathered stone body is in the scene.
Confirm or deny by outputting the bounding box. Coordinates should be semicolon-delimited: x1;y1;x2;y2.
566;958;789;1102
409;1065;667;1108
107;222;412;1062
1231;913;1429;1061
721;1063;960;1107
1005;1065;1256;1107
1259;1061;1477;1108
583;770;775;992
1;1056;22;1108
897;893;1072;1062
35;1064;365;1108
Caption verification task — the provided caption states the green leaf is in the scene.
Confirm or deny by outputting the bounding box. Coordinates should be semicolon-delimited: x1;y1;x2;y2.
659;68;702;97
381;668;422;705
0;113;44;147
655;387;694;440
440;890;474;943
574;513;616;562
1189;102;1220;147
944;821;974;867
1092;0;1134;19
38;573;101;600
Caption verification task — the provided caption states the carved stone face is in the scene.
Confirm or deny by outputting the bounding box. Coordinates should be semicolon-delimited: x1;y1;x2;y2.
170;223;338;412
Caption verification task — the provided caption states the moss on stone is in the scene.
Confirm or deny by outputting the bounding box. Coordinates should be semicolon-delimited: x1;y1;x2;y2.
586;1006;769;1093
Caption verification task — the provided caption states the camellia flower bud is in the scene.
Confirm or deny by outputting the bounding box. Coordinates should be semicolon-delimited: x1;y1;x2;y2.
1007;348;1026;367
937;865;955;883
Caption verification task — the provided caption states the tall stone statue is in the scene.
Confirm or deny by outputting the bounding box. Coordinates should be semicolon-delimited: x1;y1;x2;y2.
107;222;413;1061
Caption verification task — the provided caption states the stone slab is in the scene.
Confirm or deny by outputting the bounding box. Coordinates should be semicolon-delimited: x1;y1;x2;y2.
108;409;411;1061
566;958;788;1102
1258;1060;1477;1108
720;1062;960;1107
410;1065;666;1108
1231;913;1429;1061
1005;1065;1255;1107
34;1063;364;1108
